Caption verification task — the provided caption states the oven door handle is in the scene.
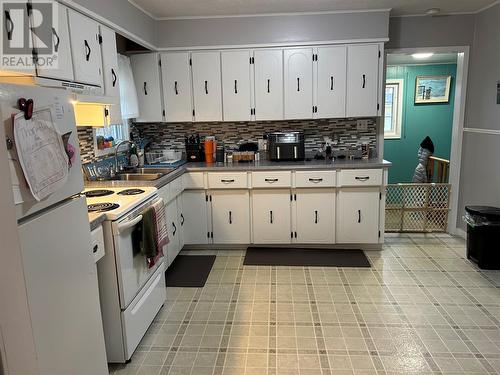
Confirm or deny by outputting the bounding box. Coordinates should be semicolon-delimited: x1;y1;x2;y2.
117;215;143;233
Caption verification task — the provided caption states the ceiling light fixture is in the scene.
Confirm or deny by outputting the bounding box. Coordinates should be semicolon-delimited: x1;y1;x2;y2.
412;53;434;60
426;8;441;15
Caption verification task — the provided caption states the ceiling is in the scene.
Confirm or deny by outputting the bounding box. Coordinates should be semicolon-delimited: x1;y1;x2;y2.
387;52;458;66
129;0;496;19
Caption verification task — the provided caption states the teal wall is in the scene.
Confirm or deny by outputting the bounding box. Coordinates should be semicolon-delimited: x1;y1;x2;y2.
384;64;456;183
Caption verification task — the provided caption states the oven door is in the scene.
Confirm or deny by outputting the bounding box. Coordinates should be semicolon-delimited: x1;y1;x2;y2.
112;209;165;309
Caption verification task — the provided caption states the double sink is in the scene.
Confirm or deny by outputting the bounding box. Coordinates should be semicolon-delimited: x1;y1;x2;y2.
112;167;175;181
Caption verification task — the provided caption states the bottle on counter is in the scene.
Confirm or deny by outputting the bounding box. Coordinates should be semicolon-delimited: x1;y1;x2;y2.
204;136;215;163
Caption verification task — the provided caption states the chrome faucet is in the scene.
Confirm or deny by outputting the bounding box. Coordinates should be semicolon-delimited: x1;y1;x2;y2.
114;140;135;173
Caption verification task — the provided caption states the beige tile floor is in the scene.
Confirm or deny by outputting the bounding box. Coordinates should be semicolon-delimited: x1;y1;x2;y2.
109;233;500;375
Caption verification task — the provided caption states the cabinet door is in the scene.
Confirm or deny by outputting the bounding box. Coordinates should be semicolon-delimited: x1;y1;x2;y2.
337;188;380;243
165;199;180;267
100;25;119;99
191;51;222;121
68;10;102;86
130;53;164;123
295;189;335;243
33;3;73;81
284;48;313;120
252;190;291;244
315;46;346;119
346;44;379;117
161;52;193;122
211;191;250;244
182;190;210;245
221;50;252;121
254;49;283;120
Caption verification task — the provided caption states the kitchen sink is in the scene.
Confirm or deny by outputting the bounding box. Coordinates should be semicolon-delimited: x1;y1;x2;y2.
113;173;165;181
129;167;176;174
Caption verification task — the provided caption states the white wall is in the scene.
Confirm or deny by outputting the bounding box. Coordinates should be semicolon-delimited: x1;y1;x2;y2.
154;11;390;49
0;125;38;374
457;3;500;230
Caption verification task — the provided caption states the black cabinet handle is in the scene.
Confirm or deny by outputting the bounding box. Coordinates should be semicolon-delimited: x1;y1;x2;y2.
4;11;13;41
174;81;178;95
52;27;60;52
172;222;176;236
93;244;98;254
234;80;238;94
84;40;91;61
362;74;366;88
221;179;235;183
315;211;318;224
229;211;232;224
111;68;117;87
267;79;270;93
355;176;370;181
308;178;323;183
358;210;361;223
143;82;147;95
270;211;273;224
204;80;208;94
180;213;184;226
297;77;300;91
264;178;279;183
330;76;334;91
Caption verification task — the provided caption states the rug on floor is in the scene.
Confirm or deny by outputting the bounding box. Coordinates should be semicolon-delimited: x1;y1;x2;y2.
244;248;370;267
166;255;216;287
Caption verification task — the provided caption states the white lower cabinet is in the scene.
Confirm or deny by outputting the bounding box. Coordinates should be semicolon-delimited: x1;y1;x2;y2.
336;188;380;243
182;190;210;245
295;189;335;243
252;189;292;244
165;198;180;267
177;196;185;251
211;190;250;244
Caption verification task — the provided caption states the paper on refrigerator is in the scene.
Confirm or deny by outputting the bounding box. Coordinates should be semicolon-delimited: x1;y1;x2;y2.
14;106;69;201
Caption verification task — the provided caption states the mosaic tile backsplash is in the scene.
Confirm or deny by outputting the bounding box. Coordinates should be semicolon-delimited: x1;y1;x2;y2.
78;118;378;163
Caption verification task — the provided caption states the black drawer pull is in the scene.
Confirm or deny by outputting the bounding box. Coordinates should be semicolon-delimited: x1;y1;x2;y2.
264;178;279;183
174;81;178;95
330;76;334;91
111;68;117;87
362;74;366;88
234;80;238;94
267;79;270;93
229;211;232;224
270;211;273;224
180;213;184;226
221;179;235;183
358;210;361;223
205;80;208;94
355;176;370;181
52;27;60;52
5;10;14;41
297;77;300;91
315;211;318;224
308;178;323;183
172;222;177;236
93;244;99;254
84;39;91;61
143;82;148;95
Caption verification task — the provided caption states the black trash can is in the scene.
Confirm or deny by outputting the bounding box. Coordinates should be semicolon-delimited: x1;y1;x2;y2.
464;206;500;269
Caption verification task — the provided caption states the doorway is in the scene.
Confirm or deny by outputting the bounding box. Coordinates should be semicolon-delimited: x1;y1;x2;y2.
381;47;470;235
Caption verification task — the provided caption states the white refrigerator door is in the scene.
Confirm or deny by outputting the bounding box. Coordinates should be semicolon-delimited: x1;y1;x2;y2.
0;84;84;220
18;196;108;375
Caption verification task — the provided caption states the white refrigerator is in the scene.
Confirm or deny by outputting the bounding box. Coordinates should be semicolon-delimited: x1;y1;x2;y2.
0;84;108;375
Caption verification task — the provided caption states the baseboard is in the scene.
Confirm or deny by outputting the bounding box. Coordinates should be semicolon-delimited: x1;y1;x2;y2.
455;228;467;239
182;243;383;251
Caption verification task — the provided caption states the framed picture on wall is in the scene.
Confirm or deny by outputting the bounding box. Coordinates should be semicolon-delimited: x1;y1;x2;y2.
414;75;452;104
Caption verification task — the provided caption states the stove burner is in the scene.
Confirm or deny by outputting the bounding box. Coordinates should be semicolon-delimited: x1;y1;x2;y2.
117;188;145;196
87;202;120;213
85;189;114;198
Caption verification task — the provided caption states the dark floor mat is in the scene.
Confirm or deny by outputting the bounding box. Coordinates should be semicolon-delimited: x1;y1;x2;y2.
166;255;216;287
244;248;370;267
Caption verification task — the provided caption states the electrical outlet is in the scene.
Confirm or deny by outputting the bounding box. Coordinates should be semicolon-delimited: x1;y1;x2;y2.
357;119;368;131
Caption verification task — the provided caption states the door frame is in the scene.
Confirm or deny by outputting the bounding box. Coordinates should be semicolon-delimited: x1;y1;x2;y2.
381;46;470;237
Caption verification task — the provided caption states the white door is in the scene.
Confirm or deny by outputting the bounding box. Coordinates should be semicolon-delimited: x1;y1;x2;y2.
182;190;210;245
211;190;250;244
18;197;108;375
33;3;73;81
165;198;180;267
337;188;380;243
68;10;102;86
284;48;313;119
130;53;164;123
252;190;292;244
161;52;193;122
315;46;346;118
191;51;222;121
254;49;283;120
346;44;380;117
100;25;119;99
295;189;335;243
177;196;185;250
221;50;252;121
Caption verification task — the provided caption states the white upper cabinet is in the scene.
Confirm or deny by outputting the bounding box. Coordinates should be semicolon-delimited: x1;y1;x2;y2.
99;25;119;99
130;53;164;123
68;10;102;86
284;48;313;120
33;3;73;81
161;52;193;122
315;46;347;119
253;49;283;121
191;51;223;122
221;50;252;121
346;44;380;117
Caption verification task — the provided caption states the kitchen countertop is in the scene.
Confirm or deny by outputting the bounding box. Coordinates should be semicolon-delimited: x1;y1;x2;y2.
85;158;392;190
88;212;106;231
